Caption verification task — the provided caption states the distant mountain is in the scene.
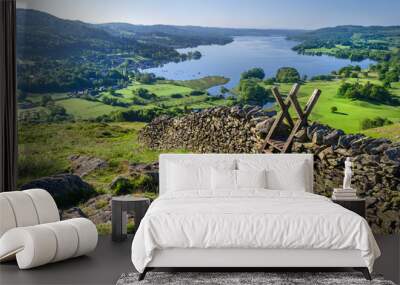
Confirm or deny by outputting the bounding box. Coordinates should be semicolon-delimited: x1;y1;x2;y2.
98;23;305;48
16;9;178;59
289;25;400;43
99;22;305;39
16;8;306;58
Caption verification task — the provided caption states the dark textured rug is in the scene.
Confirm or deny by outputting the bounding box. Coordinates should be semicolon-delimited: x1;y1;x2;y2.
116;272;395;285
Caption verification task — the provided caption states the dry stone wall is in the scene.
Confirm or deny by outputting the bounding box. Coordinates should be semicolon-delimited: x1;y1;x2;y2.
139;106;400;234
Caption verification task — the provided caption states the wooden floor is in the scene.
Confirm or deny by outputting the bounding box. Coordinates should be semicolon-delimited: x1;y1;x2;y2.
0;235;398;285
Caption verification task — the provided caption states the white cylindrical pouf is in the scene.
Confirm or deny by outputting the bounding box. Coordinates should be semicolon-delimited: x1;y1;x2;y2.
43;221;79;262
64;218;98;257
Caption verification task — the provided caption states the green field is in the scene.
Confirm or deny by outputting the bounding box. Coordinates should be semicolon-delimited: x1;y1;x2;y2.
263;79;400;134
28;92;70;103
98;78;228;112
361;123;400;142
121;82;193;97
58;98;127;119
17;122;185;189
175;76;230;90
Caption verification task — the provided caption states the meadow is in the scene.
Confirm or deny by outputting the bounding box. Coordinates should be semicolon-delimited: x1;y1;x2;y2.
263;79;400;134
18;122;185;190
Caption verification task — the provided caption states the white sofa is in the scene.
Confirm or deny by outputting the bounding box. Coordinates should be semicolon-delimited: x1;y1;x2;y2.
0;189;98;269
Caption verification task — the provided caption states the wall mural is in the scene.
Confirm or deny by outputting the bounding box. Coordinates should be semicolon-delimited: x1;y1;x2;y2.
16;1;400;234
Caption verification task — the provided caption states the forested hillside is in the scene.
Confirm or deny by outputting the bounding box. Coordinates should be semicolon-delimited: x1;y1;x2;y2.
290;25;400;61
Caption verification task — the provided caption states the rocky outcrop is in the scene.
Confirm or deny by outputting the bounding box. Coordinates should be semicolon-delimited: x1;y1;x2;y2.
61;194;138;235
20;174;97;209
139;106;400;234
69;155;108;177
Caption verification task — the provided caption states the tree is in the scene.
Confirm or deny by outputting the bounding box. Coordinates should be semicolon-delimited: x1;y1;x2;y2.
136;73;156;84
331;106;338;113
41;95;53;106
238;79;268;106
192;51;202;60
17;91;28;102
337;81;395;104
241;68;265;80
360;117;393;130
220;86;229;94
109;88;116;96
275;67;300;83
264;77;275;85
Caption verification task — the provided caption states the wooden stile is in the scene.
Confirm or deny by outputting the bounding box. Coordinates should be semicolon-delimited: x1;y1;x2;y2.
260;83;321;153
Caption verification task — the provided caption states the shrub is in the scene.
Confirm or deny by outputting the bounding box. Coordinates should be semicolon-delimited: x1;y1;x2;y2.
360;117;393;130
311;74;334;81
132;174;157;193
337;81;396;105
135;72;156;84
127;220;135;234
189;90;204;96
331;106;338;113
111;176;134;195
275;67;300;83
263;77;275;85
95;199;109;209
96;223;111;235
241;68;265;80
238;79;269;106
133;88;156;100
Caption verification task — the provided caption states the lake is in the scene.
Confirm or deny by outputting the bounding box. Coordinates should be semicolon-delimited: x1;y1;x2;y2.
145;36;375;95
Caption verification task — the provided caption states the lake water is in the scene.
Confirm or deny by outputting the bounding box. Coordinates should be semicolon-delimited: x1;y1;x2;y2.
145;36;375;95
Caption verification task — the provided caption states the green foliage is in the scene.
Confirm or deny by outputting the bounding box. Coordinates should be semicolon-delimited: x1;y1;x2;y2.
337;81;397;105
263;78;275;85
101;106;183;123
238;79;269;106
17;151;65;185
133;88;156;100
361;123;400;143
17;121;173;190
41;95;53;106
290;26;398;62
220;86;229;94
111;177;134;195
17;91;28;102
101;96;129;107
94;199;109;209
170;93;183;98
311;74;335;81
330;106;338;113
127;222;136;234
273;80;400;134
177;76;229;90
338;65;361;78
361;117;393;130
96;223;111;235
189;90;204;96
241;68;265;80
131;174;156;193
135;73;156;84
275;67;300;83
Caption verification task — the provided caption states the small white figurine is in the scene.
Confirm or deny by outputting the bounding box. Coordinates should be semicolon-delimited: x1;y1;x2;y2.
343;157;352;190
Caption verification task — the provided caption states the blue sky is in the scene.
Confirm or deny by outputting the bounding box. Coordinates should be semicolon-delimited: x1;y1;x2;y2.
17;0;400;29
